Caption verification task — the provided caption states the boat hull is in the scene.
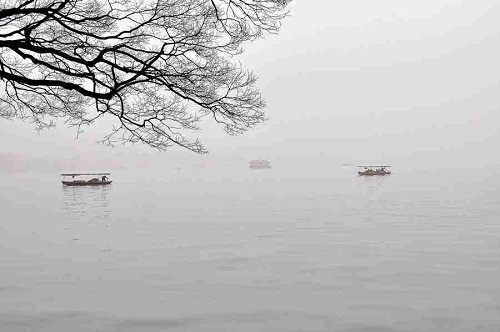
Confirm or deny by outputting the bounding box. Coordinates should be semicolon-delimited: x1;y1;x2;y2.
62;181;113;186
358;172;391;176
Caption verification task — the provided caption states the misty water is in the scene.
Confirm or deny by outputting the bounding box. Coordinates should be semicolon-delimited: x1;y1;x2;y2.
1;162;499;332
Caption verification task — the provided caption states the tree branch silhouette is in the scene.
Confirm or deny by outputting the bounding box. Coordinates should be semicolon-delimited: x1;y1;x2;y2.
0;0;291;152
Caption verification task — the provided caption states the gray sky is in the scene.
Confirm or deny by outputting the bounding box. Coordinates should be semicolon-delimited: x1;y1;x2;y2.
2;0;500;171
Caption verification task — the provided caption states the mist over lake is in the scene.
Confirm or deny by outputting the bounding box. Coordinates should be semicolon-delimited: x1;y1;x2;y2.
1;163;499;332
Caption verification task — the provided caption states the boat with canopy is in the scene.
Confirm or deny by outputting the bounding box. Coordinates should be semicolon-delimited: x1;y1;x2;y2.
357;166;391;176
249;160;271;169
61;173;112;186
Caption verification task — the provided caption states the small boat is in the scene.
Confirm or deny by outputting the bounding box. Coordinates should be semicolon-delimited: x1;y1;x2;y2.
357;165;391;176
61;173;113;186
249;160;271;169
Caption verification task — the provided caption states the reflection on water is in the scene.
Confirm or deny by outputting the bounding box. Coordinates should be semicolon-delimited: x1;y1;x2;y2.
62;184;111;221
358;173;390;192
60;184;113;245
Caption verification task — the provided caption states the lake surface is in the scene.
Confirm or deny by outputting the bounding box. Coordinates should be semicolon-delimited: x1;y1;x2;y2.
1;163;499;331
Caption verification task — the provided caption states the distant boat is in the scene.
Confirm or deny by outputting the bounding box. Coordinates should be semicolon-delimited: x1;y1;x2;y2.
61;173;113;186
357;166;391;176
249;160;271;169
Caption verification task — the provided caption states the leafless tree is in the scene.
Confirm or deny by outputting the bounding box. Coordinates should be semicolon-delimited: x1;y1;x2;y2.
0;0;291;152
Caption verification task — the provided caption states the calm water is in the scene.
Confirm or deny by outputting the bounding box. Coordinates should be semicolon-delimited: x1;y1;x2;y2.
1;163;499;331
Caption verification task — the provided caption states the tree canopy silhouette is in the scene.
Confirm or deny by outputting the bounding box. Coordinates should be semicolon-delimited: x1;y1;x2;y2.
0;0;291;152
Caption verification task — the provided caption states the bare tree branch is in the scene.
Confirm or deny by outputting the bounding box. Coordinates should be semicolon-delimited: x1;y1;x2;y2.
0;0;291;153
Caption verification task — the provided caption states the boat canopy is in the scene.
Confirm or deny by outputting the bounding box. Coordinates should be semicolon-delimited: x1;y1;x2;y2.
61;173;111;176
357;165;390;167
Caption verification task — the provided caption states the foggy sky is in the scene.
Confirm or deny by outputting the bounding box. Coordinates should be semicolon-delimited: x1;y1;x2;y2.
2;0;500;171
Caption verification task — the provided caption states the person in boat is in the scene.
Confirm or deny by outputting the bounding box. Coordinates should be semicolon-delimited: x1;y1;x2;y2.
101;175;108;182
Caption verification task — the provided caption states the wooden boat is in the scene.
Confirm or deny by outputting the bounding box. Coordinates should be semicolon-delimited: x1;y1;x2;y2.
249;160;271;169
61;173;113;186
357;165;391;176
